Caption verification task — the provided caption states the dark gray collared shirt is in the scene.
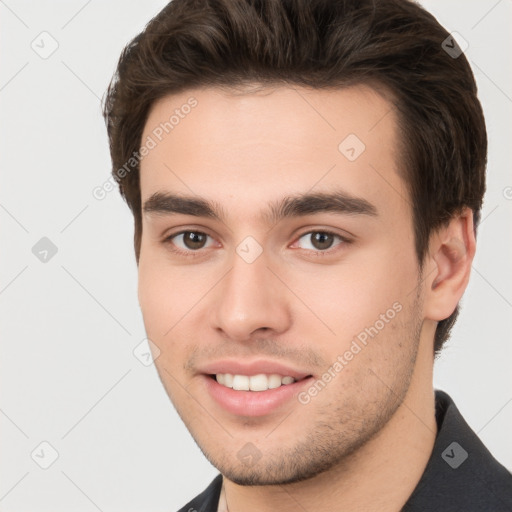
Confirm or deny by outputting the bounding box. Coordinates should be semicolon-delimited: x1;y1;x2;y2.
178;390;512;511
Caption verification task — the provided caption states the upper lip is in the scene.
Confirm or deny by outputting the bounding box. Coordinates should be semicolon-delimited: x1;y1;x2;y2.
198;359;312;380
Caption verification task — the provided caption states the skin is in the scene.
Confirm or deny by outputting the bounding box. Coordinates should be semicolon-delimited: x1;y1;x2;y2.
137;85;475;511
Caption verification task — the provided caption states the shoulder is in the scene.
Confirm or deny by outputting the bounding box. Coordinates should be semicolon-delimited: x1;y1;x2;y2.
177;474;223;512
402;390;512;511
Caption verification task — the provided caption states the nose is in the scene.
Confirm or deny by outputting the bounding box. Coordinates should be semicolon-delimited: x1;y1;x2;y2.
210;249;292;342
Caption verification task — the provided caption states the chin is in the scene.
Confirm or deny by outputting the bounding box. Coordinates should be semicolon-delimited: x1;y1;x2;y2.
199;441;348;487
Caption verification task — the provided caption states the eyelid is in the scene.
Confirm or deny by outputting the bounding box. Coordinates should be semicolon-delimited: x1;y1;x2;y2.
164;229;217;248
293;224;355;240
290;229;351;253
162;225;216;242
173;231;215;246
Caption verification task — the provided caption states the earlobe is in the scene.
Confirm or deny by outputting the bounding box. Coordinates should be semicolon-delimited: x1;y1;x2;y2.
424;208;476;321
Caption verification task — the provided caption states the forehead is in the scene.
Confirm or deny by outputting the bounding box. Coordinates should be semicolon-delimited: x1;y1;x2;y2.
139;84;409;222
141;84;397;155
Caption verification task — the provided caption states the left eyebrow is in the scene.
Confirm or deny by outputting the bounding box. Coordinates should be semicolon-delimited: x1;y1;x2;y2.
142;189;378;225
264;190;378;225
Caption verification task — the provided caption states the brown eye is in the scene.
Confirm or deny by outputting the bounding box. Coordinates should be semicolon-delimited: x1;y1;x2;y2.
168;231;213;252
182;231;208;249
296;231;344;252
311;232;335;250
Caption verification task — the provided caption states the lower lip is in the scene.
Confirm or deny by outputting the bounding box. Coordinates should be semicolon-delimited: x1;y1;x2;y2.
202;375;313;417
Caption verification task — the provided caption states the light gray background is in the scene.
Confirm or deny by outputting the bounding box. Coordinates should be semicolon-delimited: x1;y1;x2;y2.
1;0;510;510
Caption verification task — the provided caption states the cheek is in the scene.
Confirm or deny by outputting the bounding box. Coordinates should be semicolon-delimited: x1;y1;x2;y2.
138;267;167;333
137;249;183;339
137;250;214;353
138;263;189;384
287;245;418;344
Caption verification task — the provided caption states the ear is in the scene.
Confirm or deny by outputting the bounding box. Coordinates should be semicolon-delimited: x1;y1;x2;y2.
423;208;476;321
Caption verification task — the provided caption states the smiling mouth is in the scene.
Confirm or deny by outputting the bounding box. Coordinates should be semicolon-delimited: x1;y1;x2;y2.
208;373;312;392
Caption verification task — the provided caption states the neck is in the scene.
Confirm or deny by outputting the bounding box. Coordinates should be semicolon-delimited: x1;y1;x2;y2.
222;337;437;512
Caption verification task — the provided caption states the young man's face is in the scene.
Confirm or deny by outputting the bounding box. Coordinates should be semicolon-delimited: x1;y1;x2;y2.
138;85;430;485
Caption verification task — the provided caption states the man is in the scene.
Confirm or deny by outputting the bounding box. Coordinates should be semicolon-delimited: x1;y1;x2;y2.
102;0;512;510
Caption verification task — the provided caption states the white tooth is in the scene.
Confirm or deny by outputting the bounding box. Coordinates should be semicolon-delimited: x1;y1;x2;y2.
232;375;250;390
249;374;269;391
223;374;234;388
281;376;295;385
216;374;225;385
268;374;283;389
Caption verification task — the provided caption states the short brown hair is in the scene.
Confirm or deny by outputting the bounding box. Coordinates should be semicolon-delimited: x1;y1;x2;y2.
102;0;487;354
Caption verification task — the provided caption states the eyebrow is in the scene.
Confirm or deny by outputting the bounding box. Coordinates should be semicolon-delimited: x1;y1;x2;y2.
142;189;378;225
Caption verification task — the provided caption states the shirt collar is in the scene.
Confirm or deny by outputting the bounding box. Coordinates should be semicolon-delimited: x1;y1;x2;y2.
401;389;512;510
181;389;512;511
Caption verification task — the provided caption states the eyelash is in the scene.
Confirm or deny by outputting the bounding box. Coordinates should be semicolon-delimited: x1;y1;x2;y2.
163;229;351;258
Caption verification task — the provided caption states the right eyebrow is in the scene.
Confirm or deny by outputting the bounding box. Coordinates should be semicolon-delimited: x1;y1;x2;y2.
143;192;225;221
